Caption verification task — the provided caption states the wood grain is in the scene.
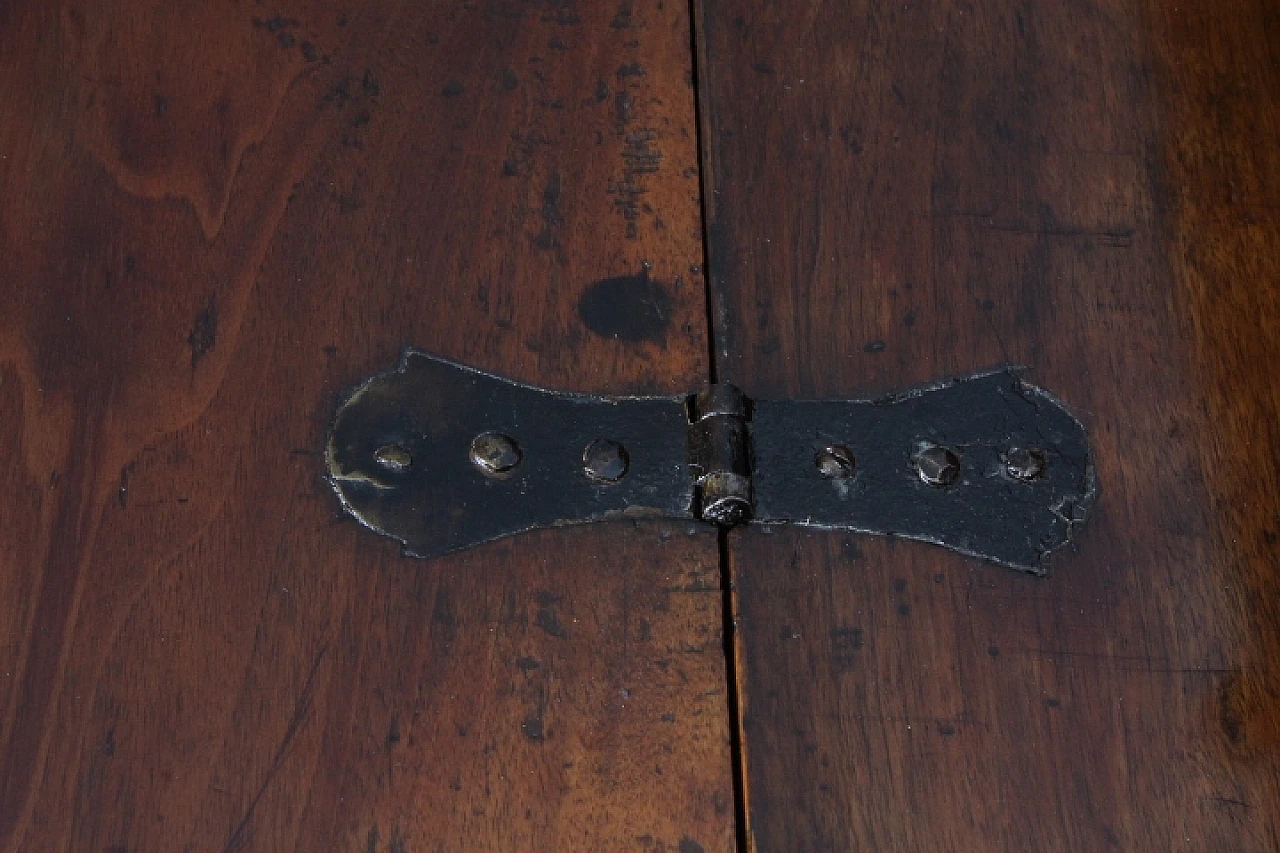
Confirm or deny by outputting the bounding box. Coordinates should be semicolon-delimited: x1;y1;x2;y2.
0;1;735;850
697;0;1280;849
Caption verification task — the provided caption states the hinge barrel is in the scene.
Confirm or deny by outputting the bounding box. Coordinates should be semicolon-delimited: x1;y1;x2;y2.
687;383;754;526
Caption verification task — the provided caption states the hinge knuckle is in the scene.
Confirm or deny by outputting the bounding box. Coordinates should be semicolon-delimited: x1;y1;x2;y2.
688;384;754;527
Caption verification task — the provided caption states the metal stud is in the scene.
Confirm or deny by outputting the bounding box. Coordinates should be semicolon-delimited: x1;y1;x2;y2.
374;444;413;472
815;445;856;479
470;432;521;476
1004;446;1046;481
914;443;961;487
583;439;629;483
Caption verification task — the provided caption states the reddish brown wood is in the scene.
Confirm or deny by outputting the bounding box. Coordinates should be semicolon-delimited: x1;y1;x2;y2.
0;1;735;850
697;0;1280;849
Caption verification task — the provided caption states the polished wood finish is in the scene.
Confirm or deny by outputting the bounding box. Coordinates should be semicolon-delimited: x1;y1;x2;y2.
0;2;735;850
698;0;1280;849
7;0;1279;848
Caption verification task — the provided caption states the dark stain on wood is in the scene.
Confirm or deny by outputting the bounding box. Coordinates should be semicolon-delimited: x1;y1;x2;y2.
385;716;401;749
521;713;546;742
614;89;632;124
535;591;569;639
830;627;863;673
535;171;564;250
186;296;217;370
578;270;672;343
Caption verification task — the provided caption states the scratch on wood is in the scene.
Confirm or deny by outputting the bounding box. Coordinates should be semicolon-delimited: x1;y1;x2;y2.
117;461;137;508
221;645;328;852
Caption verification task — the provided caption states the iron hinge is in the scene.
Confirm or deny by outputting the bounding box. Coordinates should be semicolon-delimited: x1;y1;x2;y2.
326;350;1096;573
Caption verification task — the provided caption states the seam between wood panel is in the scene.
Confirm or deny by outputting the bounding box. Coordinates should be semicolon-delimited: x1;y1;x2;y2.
717;527;751;853
687;1;751;851
690;2;722;388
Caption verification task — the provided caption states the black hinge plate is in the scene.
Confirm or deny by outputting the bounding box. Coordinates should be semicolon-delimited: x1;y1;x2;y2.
326;351;1095;572
750;376;1094;570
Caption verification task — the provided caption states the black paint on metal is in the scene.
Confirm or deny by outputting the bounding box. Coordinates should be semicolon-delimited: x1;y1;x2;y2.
751;371;1095;573
326;350;694;558
326;352;1095;572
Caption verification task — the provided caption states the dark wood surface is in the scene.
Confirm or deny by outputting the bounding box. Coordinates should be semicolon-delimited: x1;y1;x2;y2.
0;2;736;850
6;0;1279;849
698;0;1280;849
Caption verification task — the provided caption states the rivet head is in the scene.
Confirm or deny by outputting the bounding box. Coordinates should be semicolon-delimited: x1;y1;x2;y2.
815;445;856;479
914;443;961;487
583;439;629;483
1004;446;1046;481
470;432;521;476
374;444;412;472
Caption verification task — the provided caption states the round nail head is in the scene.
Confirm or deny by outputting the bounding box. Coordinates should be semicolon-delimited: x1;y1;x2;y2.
1004;446;1046;481
471;432;521;475
374;444;413;472
914;443;961;487
815;445;856;479
583;439;629;483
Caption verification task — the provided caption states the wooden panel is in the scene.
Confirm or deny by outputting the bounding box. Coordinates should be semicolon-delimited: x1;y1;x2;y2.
0;1;735;850
698;0;1279;849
